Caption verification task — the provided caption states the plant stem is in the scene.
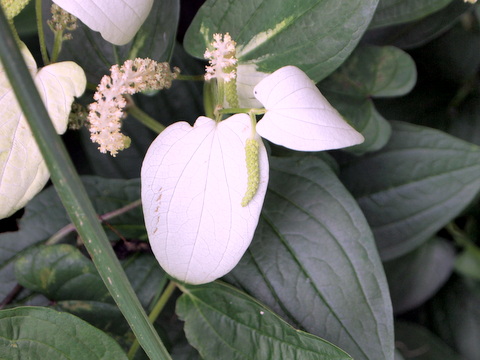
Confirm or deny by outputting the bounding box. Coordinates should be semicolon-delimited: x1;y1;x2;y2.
0;8;171;360
50;30;64;63
176;74;204;81
127;281;178;359
46;199;143;245
126;100;166;134
35;0;50;65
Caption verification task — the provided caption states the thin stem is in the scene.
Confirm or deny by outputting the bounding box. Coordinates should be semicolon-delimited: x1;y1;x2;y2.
218;107;266;115
127;281;178;359
126;100;166;134
0;9;171;359
176;74;204;81
46;199;143;245
50;30;64;63
35;0;50;65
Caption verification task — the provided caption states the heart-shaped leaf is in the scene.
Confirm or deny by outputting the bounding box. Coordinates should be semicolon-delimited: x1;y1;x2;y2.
0;306;127;359
141;115;269;284
177;282;353;360
227;155;394;360
52;0;154;45
0;43;86;219
254;66;364;151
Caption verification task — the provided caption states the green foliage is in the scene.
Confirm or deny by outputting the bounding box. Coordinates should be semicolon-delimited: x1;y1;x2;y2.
1;0;480;359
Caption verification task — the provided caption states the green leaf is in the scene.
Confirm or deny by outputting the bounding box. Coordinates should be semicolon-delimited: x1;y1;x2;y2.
395;321;465;360
365;0;472;49
383;237;455;314
340;121;480;260
369;0;453;29
319;45;416;153
184;0;379;82
428;278;480;360
0;176;142;301
449;92;480;147
14;244;111;302
177;281;353;360
226;155;394;360
0;306;127;359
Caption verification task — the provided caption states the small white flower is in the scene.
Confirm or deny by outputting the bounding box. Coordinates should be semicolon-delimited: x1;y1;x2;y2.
204;33;237;82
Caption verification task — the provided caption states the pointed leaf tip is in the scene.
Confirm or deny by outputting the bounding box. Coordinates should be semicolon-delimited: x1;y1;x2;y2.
254;66;364;151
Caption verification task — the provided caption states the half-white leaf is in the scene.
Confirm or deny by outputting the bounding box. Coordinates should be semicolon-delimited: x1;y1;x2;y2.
52;0;154;46
254;66;364;151
0;44;86;219
141;115;269;285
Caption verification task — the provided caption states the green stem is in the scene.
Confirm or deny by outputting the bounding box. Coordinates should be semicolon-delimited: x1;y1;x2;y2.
0;9;171;360
127;101;166;134
218;107;266;115
176;74;204;81
127;281;178;359
50;30;64;63
35;0;50;65
45;199;143;245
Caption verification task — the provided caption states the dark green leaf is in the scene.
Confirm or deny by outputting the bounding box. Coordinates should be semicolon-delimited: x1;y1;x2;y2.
364;1;472;49
177;281;353;360
319;45;416;153
340;121;480;260
395;321;465;360
226;155;394;360
15;244;111;302
449;91;480;147
184;0;379;82
0;306;127;359
369;0;453;29
428;278;480;360
384;237;455;314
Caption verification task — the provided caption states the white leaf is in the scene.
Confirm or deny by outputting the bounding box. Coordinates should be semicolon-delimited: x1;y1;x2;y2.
0;44;86;219
254;66;364;151
52;0;154;46
235;64;268;108
141;114;269;284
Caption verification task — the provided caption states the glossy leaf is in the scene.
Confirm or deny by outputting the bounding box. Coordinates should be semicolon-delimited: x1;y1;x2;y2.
177;282;353;360
0;306;127;359
254;66;364;151
141;115;269;284
383;237;455;314
319;45;416;153
0;43;86;219
340;121;480;260
369;0;453;29
52;0;153;45
395;321;464;360
226;155;394;360
184;0;379;82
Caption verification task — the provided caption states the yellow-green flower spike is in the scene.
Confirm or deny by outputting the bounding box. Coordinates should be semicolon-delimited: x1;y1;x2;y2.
1;0;30;19
241;138;260;207
225;75;239;108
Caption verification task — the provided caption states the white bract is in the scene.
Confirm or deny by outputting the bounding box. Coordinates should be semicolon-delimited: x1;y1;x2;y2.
142;115;269;285
52;0;154;45
0;43;86;219
255;66;365;151
142;63;364;284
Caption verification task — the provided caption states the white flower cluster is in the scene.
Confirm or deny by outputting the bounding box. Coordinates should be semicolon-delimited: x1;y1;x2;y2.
88;59;178;156
204;33;237;82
